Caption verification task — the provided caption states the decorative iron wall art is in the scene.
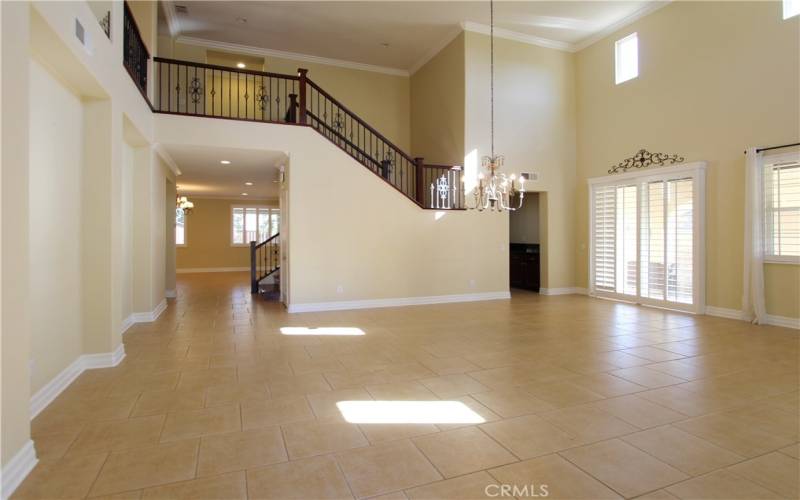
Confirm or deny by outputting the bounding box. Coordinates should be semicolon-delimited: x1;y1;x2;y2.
608;149;684;174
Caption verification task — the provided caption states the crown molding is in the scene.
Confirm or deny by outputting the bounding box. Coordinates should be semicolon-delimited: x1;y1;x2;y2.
176;36;409;77
409;26;463;75
460;21;573;52
571;1;672;52
181;194;279;202
161;1;182;38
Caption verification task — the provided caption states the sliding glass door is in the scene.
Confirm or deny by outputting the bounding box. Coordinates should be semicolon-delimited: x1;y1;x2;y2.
589;164;705;312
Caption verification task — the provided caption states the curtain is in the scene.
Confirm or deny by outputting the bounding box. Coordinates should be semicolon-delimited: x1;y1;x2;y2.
742;147;766;324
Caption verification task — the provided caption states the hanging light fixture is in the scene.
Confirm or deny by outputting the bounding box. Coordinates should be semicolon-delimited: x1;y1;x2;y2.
176;194;194;214
466;0;525;212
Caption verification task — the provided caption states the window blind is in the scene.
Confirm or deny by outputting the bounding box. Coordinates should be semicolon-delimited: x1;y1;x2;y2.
765;161;800;258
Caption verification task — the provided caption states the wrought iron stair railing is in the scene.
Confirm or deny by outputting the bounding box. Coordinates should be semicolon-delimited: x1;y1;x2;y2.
148;57;463;209
250;234;280;294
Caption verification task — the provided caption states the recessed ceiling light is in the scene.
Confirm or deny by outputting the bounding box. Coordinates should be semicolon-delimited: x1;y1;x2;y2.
236;17;247;24
220;160;231;164
245;182;253;186
241;192;248;196
236;62;246;69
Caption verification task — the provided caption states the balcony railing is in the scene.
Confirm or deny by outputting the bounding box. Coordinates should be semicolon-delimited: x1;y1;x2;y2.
123;2;149;96
141;57;464;209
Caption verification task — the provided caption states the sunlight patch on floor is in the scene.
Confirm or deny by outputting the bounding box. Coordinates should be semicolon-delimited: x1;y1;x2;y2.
336;400;485;424
280;327;365;336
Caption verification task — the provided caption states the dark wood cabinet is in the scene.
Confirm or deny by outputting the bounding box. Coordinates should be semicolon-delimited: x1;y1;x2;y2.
510;244;540;292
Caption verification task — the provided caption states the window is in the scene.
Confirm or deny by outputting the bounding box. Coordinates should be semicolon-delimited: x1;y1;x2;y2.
176;208;186;246
590;164;705;312
615;32;638;84
764;154;800;261
232;206;280;245
784;0;800;19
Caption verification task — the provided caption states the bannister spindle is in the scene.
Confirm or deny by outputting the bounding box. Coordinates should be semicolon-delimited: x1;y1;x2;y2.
298;68;308;124
415;157;425;206
250;241;258;294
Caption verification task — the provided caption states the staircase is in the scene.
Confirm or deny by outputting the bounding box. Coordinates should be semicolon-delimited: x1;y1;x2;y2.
250;234;280;297
148;57;464;210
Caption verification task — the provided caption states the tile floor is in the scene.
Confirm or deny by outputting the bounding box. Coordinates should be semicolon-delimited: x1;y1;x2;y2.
14;272;799;499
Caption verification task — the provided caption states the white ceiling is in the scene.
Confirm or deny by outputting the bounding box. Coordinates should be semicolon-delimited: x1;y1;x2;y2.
163;144;286;199
162;1;666;72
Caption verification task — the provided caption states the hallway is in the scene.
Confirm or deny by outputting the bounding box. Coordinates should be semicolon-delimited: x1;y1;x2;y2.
16;273;799;499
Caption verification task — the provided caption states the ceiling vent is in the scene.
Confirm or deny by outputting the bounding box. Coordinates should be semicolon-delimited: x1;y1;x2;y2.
174;5;188;14
520;172;539;181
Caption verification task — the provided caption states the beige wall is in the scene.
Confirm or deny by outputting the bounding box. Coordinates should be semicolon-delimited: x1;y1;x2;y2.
28;58;85;393
465;32;577;290
411;33;465;164
156;115;509;305
575;1;800;316
167;41;412;151
176;198;277;270
2;0;33;466
1;0;170;474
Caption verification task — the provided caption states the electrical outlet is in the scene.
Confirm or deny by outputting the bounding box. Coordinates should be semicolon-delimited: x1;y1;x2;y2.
469;279;476;288
336;285;344;294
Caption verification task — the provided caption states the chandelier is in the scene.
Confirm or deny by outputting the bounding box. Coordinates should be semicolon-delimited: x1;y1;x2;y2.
176;195;194;214
466;0;525;212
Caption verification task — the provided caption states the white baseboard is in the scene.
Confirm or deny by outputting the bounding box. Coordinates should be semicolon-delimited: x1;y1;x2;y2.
765;314;800;329
176;267;249;274
120;314;134;335
165;289;177;298
704;306;746;320
705;306;799;329
539;287;588;296
29;344;126;419
1;440;37;500
287;291;511;313
130;298;167;323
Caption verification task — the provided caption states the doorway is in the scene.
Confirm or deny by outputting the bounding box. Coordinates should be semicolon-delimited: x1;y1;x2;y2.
509;192;541;292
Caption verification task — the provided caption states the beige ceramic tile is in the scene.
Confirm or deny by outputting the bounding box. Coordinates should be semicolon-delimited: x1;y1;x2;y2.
140;471;247;499
665;470;782;499
418;374;489;399
412;427;516;478
480;414;580;459
336;439;442;498
488;454;622;499
540;406;639;443
197;427;287;477
281;418;369;459
241;397;314;429
160;404;240;441
13;453;108;499
471;389;554;418
204;381;268;407
246;455;353;499
131;388;205;417
405;471;498;500
359;423;440;444
68;415;165;455
306;388;373;418
727;451;799;499
622;426;744;476
89;440;199;497
560;439;689;498
588;395;687;429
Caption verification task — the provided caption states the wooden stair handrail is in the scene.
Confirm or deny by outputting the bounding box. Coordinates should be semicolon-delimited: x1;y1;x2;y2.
305;79;417;166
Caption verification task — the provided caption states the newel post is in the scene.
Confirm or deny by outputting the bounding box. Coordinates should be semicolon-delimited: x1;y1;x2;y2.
297;68;308;124
414;157;425;206
250;241;258;294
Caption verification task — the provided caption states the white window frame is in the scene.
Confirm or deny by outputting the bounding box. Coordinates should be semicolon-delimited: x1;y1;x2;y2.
588;162;706;314
615;32;639;85
230;205;279;247
784;0;800;19
176;208;187;247
763;151;800;264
